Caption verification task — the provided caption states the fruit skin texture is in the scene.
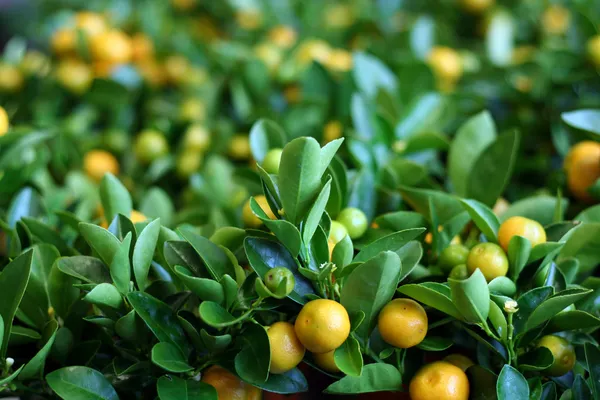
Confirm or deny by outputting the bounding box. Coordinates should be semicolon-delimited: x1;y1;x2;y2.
294;299;350;354
498;216;547;252
444;354;474;372
537;335;576;377
0;106;9;136
564;141;600;202
242;195;276;228
466;242;509;282
267;322;306;374
313;350;340;373
201;365;261;400
134;130;169;164
336;207;368;239
264;267;295;295
409;361;469;400
438;245;470;273
262;148;283;174
588;35;600;67
378;298;428;349
84;150;119;182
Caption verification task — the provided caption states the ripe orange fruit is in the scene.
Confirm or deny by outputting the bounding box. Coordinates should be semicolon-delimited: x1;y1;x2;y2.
83;150;119;182
51;29;77;56
55;59;93;94
0;106;9;136
90;30;132;64
498;216;546;251
564;141;600;202
267;322;306;374
131;33;154;63
443;354;475;372
242;195;276;228
378;298;428;348
201;365;261;400
0;63;24;93
313;350;340;373
409;361;469;400
294;299;350;354
537;335;576;377
466;243;508;281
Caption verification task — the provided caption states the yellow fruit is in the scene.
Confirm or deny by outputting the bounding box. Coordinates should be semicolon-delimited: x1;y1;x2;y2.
444;354;475;372
329;221;348;245
90;30;132;64
0;106;9;136
427;47;463;83
324;49;353;72
183;124;211;152
542;5;570;35
242;195;276;228
587;35;600;67
51;29;77;56
83;150;120;182
21;50;51;77
176;150;202;178
313;350;340;373
296;39;332;65
498;216;547;251
254;43;283;74
268;25;297;49
466;243;508;282
74;11;107;37
460;0;494;14
137;60;166;87
564;141;600;202
0;63;24;93
228;134;251;161
131;33;154;63
378;298;428;349
323;121;343;144
55;59;93;94
409;361;469;400
134;129;169;164
179;98;206;122
201;365;261;400
294;299;350;354
324;3;355;29
235;9;263;30
92;61;116;78
537;335;576;377
130;210;147;224
267;322;305;374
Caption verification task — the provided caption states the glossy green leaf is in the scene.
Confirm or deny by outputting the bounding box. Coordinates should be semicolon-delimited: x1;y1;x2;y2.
417;336;453;351
353;228;425;263
199;301;247;328
562;109;600;136
173;266;224;304
18;321;58;380
325;363;402;394
132;218;160;291
557;223;600;275
526;288;593;331
110;233;131;294
56;256;111;284
151;342;193;373
460;199;500;242
497;364;529;400
139;187;174;227
302;178;331;245
22;218;72;255
235;323;270;383
399;186;464;224
157;375;217;400
353;52;398;99
334;336;363;377
340;251;401;341
177;226;237;281
488;300;507;340
48;259;79;320
513;286;553;336
83;283;123;309
0;365;24;387
251;367;308;394
467;365;498;400
99;173;132;223
0;250;32;359
398;282;462;320
79;223;120;266
19;244;58;329
449;269;490;324
508;236;531;281
249;197;301;257
545;310;600;334
488;277;517;297
518;347;554;371
332;234;354;271
501;196;567;226
9;325;41;345
573;375;592;400
46;366;119;400
585;342;600;399
6;187;43;228
200;330;232;352
249;119;286;163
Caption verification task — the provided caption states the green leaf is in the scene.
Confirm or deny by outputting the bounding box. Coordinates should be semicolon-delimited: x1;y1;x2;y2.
302;178;332;245
353;52;398;99
332;234;354;270
249;197;301;257
502;196;567;226
21;218;72;255
573;375;592;400
200;330;232;352
99;173;132;223
19;244;58;329
46;366;119;400
518;347;554;371
449;111;497;197
467;130;520;206
528;242;564;264
557;223;600;275
83;283;123;309
151;342;193;373
541;382;557;400
108;214;137;242
417;336;453;351
177;226;237;281
461;199;500;242
0;250;32;359
467;365;498;400
334;336;363;377
127;291;190;356
508;236;532;281
488;300;508;340
561;109;600;136
513;287;553;336
449;269;490;324
325;363;402;394
399;186;464;224
545;310;600;334
251;368;308;394
110;233;132;294
575;204;600;223
584;342;600;399
9;325;41;345
488;277;517;297
526;288;593;331
235;323;270;384
278;137;323;225
340;251;401;341
318;138;344;178
199;301;248;328
173;266;224;304
18;321;58;380
6;187;43;228
49;260;79;319
140;187;174;227
157;376;217;400
497;364;529;400
56;256;111;284
398;282;462;320
79;223;121;266
353;228;425;263
133;219;161;291
249;119;286;163
115;310;143;342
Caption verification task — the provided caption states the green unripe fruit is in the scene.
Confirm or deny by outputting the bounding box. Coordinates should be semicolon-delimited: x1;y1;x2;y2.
449;264;469;280
262;148;283;174
134;129;169;164
329;221;348;245
265;267;295;296
438;244;470;273
336;207;368;239
176;150;202;178
536;335;576;377
103;129;129;154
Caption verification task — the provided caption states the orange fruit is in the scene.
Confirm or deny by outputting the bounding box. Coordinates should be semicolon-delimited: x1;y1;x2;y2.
564;141;600;201
74;11;107;37
313;350;340;373
131;33;154;63
83;150;119;182
90;30;132;64
378;298;428;348
294;299;350;354
267;322;305;374
201;365;261;400
409;361;469;400
466;243;508;282
498;216;546;251
427;47;463;83
242;195;275;228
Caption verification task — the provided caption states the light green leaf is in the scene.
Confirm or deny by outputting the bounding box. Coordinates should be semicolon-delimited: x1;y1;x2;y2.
157;376;217;400
151;342;193;373
449;269;490;324
79;223;121;266
110;233;132;294
83;283;123;309
460;198;500;242
133;219;161;291
325;363;401;394
99;173;132;223
334;336;363;377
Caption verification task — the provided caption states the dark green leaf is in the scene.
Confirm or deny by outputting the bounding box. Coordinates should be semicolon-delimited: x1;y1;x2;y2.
508;236;532;281
83;283;123;309
461;199;500;242
56;256;111;284
302;178;331;245
133;219;161;291
46;366;119;400
417;336;453;351
497;364;529;400
151;342;193;373
584;342;600;399
79;223;120;266
526;288;593;331
325;363;402;394
249;197;302;257
18;321;58;380
199;301;247;328
177;226;237;281
157;375;217;400
353;228;425;263
173;266;224;304
251;367;308;394
545;310;600;334
235;323;270;383
519;347;554;371
110;233;132;294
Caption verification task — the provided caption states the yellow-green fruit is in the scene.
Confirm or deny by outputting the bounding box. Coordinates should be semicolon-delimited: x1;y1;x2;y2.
537;335;576;377
336;207;368;239
588;35;600;67
294;299;350;354
378;298;428;349
449;264;469;280
329;221;348;245
0;63;24;92
267;322;305;374
262;148;283;174
265;267;295;296
466;243;509;282
134;130;169;164
183;124;211;152
0;106;9;136
176;150;202;178
439;245;470;273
